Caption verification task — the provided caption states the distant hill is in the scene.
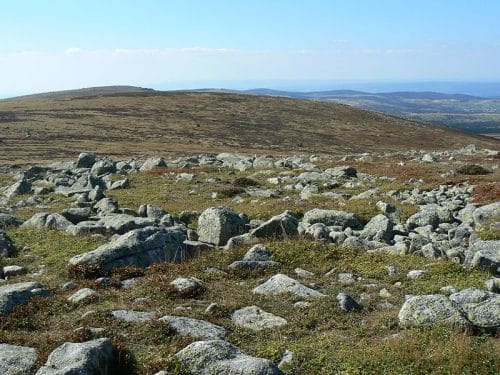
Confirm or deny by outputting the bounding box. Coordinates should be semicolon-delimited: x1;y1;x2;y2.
0;87;498;164
1;85;154;101
243;89;500;135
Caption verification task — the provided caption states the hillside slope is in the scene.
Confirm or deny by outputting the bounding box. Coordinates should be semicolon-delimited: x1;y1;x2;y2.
245;89;500;135
0;89;498;164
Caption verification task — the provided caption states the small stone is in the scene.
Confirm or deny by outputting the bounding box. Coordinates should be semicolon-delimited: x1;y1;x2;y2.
294;268;315;278
231;306;287;331
253;274;325;298
278;350;294;370
440;286;457;295
112;310;156;322
67;288;98;304
95;277;110;286
293;301;311;309
337;272;354;285
379;288;392;298
386;265;396;276
336;293;362;312
205;303;219;314
407;270;427;279
170;277;204;296
61;281;78;291
120;278;139;289
159;315;227;340
3;265;27;277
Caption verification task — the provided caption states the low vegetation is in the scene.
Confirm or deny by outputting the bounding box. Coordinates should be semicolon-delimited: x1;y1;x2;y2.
0;149;499;374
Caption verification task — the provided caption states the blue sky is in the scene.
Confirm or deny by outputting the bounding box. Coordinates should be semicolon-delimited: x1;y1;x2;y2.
1;0;499;96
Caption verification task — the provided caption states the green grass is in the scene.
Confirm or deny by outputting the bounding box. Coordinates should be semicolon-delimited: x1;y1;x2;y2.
1;154;499;374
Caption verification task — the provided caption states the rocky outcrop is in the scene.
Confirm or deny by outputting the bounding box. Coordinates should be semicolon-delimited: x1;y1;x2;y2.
68;226;187;273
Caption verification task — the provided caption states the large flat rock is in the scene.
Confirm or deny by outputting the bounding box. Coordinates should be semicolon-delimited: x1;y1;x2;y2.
68;226;187;273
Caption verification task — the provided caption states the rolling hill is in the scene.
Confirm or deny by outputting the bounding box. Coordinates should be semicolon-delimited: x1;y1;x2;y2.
244;89;500;136
0;87;498;164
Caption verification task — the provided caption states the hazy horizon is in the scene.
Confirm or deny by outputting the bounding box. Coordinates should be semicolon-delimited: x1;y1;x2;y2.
2;80;500;100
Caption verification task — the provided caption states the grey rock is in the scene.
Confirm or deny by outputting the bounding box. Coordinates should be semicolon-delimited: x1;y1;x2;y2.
4;180;31;199
231;306;287;330
97;214;156;235
278;350;294;370
175;340;282;375
473;201;500;227
359;214;394;242
337;272;354;285
336;293;362;312
140;157;167;171
21;213;72;231
407;270;428;279
406;210;440;230
398;294;469;329
485;277;500;293
67;288;98;304
0;230;14;258
217;153;253;171
75;152;96;169
303;223;330;242
229;260;281;270
253;274;325;298
324;165;357;178
111;310;156;322
138;204;167;220
294;268;315;278
3;265;27;277
449;288;500;328
465;240;500;276
250;211;298;239
0;213;23;228
35;338;113;375
109;178;129;190
170;277;203;295
0;343;37;375
159;315;227;340
242;244;272;261
62;207;91;224
94;198;119;215
68;226;187;273
61;282;78;291
197;207;246;246
421;154;436;163
90;159;116;176
302;208;362;229
420;243;445;259
225;233;259;249
66;221;107;237
0;282;50;315
464;296;500;329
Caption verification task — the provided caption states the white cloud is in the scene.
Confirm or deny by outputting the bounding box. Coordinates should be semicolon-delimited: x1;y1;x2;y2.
65;47;82;54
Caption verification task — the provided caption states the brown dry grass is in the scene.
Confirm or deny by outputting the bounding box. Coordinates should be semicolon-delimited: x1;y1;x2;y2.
1;91;498;165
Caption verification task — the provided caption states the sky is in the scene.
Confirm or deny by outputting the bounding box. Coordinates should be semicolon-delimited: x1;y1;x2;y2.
1;0;500;96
